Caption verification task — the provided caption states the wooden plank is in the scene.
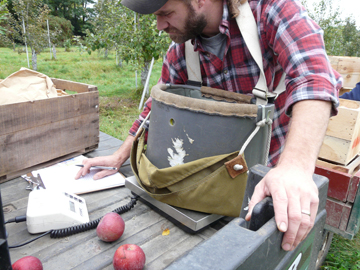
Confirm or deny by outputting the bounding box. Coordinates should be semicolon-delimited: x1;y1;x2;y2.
3;132;222;270
316;155;360;175
318;99;360;165
339;203;352;231
0;91;99;136
51;78;97;93
346;174;360;236
39;213;171;269
0;148;98;183
0;113;99;177
86;132;123;158
340;87;353;97
325;198;349;228
145;235;204;270
329;56;360;89
347;171;360;203
319;136;351;165
315;165;351;202
325;99;360;140
324;224;354;240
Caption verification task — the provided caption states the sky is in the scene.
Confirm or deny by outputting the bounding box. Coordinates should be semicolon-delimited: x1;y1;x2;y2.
89;0;360;28
304;0;360;28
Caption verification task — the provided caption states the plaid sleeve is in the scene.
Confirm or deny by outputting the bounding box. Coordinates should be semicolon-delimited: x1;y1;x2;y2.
257;0;342;116
158;42;188;85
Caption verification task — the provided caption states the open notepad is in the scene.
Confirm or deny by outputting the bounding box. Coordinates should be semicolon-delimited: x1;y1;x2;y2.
33;155;126;194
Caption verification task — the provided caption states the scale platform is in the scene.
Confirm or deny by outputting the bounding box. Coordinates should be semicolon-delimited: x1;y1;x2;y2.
125;176;223;233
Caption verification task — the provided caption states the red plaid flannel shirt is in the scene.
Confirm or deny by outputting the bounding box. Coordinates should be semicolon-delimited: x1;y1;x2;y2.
130;0;342;166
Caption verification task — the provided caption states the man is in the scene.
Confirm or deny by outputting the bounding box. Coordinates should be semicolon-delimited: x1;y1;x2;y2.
76;0;342;251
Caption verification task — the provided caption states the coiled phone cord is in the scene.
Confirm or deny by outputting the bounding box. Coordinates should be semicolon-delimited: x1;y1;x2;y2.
9;195;139;248
50;195;139;238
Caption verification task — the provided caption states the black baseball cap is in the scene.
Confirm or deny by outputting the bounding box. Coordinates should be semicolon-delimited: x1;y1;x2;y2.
121;0;169;14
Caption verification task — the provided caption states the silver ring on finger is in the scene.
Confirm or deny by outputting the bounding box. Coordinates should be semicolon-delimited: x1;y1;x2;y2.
301;210;311;216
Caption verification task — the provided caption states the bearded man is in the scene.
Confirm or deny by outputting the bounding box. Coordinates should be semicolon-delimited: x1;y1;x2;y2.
76;0;342;252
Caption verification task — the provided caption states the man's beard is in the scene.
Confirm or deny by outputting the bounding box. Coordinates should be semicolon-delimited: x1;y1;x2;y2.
166;5;207;44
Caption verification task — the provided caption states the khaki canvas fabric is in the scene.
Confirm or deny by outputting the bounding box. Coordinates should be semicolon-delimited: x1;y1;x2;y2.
0;67;57;105
131;129;248;217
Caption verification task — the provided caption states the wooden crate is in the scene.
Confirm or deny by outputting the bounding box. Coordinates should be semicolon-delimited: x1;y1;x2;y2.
319;98;360;165
315;156;360;239
329;55;360;95
318;56;360;165
0;78;99;183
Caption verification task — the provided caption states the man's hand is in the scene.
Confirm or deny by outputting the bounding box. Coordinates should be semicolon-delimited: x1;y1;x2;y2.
245;99;331;251
75;135;135;180
75;155;123;180
245;165;319;251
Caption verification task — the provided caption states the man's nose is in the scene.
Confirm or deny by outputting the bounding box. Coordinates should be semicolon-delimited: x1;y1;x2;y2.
156;16;169;31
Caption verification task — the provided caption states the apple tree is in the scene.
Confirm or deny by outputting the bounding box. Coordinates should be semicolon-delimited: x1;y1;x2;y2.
0;0;8;35
301;0;360;56
85;0;170;85
9;0;51;70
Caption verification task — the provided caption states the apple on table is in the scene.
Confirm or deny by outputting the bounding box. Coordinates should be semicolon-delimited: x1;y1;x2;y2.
113;244;146;270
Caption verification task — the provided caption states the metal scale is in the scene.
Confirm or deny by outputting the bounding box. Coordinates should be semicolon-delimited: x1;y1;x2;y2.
125;176;224;233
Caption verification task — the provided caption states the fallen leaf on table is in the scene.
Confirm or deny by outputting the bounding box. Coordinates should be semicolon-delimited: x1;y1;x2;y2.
162;228;170;236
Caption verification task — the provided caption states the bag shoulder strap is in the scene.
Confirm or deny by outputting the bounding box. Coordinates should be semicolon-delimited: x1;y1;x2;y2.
185;40;203;87
185;1;286;104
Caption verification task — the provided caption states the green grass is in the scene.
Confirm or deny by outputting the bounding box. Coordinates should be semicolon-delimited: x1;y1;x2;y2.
0;46;162;141
322;234;360;269
2;46;360;268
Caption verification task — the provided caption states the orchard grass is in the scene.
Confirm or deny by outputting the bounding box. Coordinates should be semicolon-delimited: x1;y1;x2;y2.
0;46;162;141
1;46;360;267
322;233;360;269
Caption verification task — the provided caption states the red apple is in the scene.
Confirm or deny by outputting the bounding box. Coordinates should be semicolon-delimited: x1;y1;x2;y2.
96;212;125;242
113;244;146;270
12;256;43;270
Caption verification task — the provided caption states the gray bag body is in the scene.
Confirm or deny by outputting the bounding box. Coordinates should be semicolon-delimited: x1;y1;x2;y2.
146;84;274;170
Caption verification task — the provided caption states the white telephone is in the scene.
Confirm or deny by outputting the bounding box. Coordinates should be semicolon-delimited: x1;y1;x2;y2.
26;189;90;234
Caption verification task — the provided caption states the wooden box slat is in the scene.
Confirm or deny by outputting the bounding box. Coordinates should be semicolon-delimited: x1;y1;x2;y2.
315;165;352;202
325;198;352;230
319;99;360;165
0;78;99;182
51;78;97;93
329;56;360;89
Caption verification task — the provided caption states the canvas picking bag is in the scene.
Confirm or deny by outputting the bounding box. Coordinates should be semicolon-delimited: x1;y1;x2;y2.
130;84;274;217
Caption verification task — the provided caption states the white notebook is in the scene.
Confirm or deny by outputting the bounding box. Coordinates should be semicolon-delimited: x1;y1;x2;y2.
32;155;125;194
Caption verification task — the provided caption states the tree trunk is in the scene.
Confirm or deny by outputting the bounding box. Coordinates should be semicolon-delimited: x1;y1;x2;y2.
141;61;151;86
31;49;37;71
105;48;108;58
52;44;57;60
116;50;122;67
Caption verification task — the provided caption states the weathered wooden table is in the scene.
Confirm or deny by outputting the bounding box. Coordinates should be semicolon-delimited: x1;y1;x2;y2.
2;132;227;269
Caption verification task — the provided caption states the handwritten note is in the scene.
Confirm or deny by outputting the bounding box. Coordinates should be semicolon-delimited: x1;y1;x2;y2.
33;155;125;194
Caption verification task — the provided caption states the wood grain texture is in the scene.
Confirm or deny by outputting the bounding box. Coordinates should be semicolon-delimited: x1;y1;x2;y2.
319;99;360;165
329;56;360;89
3;133;221;270
0;79;99;181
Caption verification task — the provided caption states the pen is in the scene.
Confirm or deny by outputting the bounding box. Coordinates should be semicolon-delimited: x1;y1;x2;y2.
76;165;118;170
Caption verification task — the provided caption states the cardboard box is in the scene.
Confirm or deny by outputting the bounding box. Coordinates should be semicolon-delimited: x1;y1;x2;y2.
0;78;99;182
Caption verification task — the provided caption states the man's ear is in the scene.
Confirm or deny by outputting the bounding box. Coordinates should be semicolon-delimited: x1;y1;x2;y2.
196;0;206;9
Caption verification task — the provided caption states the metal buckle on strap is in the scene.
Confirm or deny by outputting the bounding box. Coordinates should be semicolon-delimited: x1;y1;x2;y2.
252;88;278;104
187;80;202;88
